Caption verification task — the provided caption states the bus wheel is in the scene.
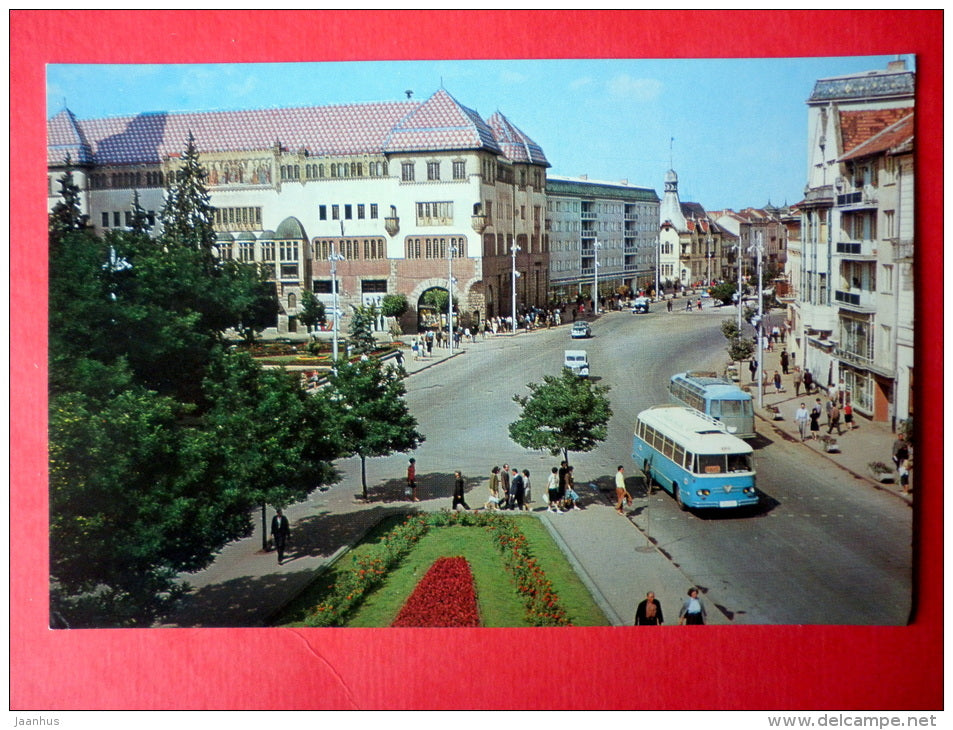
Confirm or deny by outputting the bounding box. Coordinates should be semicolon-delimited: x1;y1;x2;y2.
674;485;688;511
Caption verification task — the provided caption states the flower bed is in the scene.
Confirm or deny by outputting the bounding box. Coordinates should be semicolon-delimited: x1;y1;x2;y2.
302;511;572;627
391;557;480;627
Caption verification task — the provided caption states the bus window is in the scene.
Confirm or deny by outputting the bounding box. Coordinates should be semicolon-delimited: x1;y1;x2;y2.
710;400;721;418
727;453;751;472
720;400;741;417
697;454;724;474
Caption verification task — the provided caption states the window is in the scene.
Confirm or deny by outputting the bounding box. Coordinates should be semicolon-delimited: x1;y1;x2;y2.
416;201;454;226
402;162;415;182
319;205;327;220
362;279;387;293
239;242;254;262
453;161;466;180
280;263;298;278
279;241;299;261
370;204;378;219
261;242;276;261
345;204;352;220
427;161;440;181
113;212;121;227
357;204;365;219
313;280;333;294
101;212;109;228
332;205;340;220
404;236;466;259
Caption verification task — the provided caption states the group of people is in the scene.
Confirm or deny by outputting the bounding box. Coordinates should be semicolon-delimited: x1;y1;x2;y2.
484;464;532;511
794;386;857;442
633;587;708;626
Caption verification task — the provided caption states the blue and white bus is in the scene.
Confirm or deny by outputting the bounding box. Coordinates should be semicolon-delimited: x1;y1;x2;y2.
633;405;758;510
668;371;756;439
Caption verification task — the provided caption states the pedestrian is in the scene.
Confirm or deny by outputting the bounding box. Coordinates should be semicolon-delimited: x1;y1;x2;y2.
667;299;673;312
487;465;501;508
891;434;910;472
793;367;803;397
271;508;290;565
686;299;692;312
748;358;758;383
520;469;531;510
795;403;809;441
614;465;631;514
500;463;511;509
773;370;783;394
803;368;814;395
411;339;420;361
557;460;569;506
809;400;822;440
843;400;856;430
451;470;470;511
780;350;789;375
509;468;524;511
634;591;664;626
697;298;702;311
407;457;419;501
426;332;434;357
547;466;561;514
678;587;707;625
564;465;580;510
899;457;912;494
827;401;842;435
394;348;404;369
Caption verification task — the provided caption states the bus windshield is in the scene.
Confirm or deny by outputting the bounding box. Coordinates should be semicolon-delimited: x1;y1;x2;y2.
693;452;752;474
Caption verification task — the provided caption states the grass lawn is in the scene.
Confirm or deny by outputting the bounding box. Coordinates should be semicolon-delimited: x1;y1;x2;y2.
273;514;608;627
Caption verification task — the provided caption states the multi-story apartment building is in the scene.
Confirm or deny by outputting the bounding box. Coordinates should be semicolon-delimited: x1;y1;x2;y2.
657;168;729;290
793;59;914;425
545;176;659;302
47;89;550;333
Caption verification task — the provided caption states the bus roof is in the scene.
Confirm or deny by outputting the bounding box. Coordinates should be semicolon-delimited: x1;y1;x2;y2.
636;405;753;454
671;372;751;400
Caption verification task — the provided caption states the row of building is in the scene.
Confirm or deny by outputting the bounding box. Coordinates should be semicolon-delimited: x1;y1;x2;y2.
46;59;914;427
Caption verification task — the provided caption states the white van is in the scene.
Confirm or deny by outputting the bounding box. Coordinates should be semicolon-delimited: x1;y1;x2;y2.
564;350;589;377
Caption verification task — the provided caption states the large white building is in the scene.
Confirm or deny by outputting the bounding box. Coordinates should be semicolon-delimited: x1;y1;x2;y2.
545;175;659;302
792;59;914;425
47;89;551;333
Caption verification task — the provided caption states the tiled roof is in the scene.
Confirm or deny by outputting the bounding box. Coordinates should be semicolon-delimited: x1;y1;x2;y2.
47;89;546;168
840;112;914;161
487;111;550;167
839;107;913;155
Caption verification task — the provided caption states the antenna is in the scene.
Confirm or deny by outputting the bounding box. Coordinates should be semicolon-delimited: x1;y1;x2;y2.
405;90;413;99
670;137;674;169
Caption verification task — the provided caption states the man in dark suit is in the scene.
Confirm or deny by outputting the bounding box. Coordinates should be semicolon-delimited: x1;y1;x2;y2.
634;591;664;626
271;508;290;564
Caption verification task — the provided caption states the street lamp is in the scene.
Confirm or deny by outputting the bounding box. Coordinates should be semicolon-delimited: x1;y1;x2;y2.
654;237;661;301
510;243;521;334
749;232;765;408
593;238;601;314
328;241;345;364
447;242;458;354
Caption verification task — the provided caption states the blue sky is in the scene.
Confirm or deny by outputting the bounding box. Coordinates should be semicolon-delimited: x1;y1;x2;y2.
47;54;914;212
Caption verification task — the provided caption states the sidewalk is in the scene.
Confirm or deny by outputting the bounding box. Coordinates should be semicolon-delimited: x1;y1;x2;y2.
741;336;912;504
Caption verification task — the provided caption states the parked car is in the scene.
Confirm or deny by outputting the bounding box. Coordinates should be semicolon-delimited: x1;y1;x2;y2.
570;321;592;338
564;349;590;377
630;296;650;314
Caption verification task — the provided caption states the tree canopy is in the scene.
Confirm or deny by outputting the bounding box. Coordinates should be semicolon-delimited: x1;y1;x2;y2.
509;368;612;464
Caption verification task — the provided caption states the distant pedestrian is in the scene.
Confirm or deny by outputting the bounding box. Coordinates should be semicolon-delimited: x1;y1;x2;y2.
803;368;814;394
891;434;910;471
773;370;782;393
394;348;404;369
521;469;531;510
635;591;664;626
696;299;702;311
899;458;912;494
271;508;290;565
426;333;434;357
748;358;758;383
793;367;803;397
827;401;842;435
500;463;511;509
614;465;631;514
557;460;569;505
809;400;822;440
780;350;789;375
678;587;707;625
411;339;420;360
485;466;501;510
451;470;470;511
547;467;561;513
564;465;580;510
509;468;524;511
795;403;809;441
667;299;673;312
686;299;692;312
843;400;856;430
407;458;419;501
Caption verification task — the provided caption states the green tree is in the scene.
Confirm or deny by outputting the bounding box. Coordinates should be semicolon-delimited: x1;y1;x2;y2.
236;273;281;344
159;131;216;264
299;290;326;333
48;157;88;239
509;368;613;464
380;293;409;319
727;337;756;363
129;190;152;236
348;303;379;356
324;357;425;501
709;280;739;306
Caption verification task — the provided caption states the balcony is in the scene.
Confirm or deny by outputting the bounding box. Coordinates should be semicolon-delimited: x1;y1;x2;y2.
581;211;597;220
834;288;877;312
835;185;878;209
834;238;877;258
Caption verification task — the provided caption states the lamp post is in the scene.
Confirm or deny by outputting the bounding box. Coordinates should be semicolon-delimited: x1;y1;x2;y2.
735;243;744;334
593;238;601;314
655;237;661;301
328;241;345;364
510;243;521;334
749;232;765;408
447;243;458;354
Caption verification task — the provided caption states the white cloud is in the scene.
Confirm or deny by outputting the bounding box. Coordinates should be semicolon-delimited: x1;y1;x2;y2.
500;70;529;85
606;74;662;102
569;76;594;90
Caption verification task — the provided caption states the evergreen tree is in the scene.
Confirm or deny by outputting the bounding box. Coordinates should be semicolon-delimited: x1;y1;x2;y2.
299;290;326;333
509;368;613;465
348;303;379;356
129;190;152;236
48;156;87;239
159;132;216;265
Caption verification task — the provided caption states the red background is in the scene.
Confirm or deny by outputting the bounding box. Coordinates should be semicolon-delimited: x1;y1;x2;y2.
10;10;943;710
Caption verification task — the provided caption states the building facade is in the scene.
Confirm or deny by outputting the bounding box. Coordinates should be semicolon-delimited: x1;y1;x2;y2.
545;175;659;302
47;89;551;334
657;169;729;291
793;59;914;425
